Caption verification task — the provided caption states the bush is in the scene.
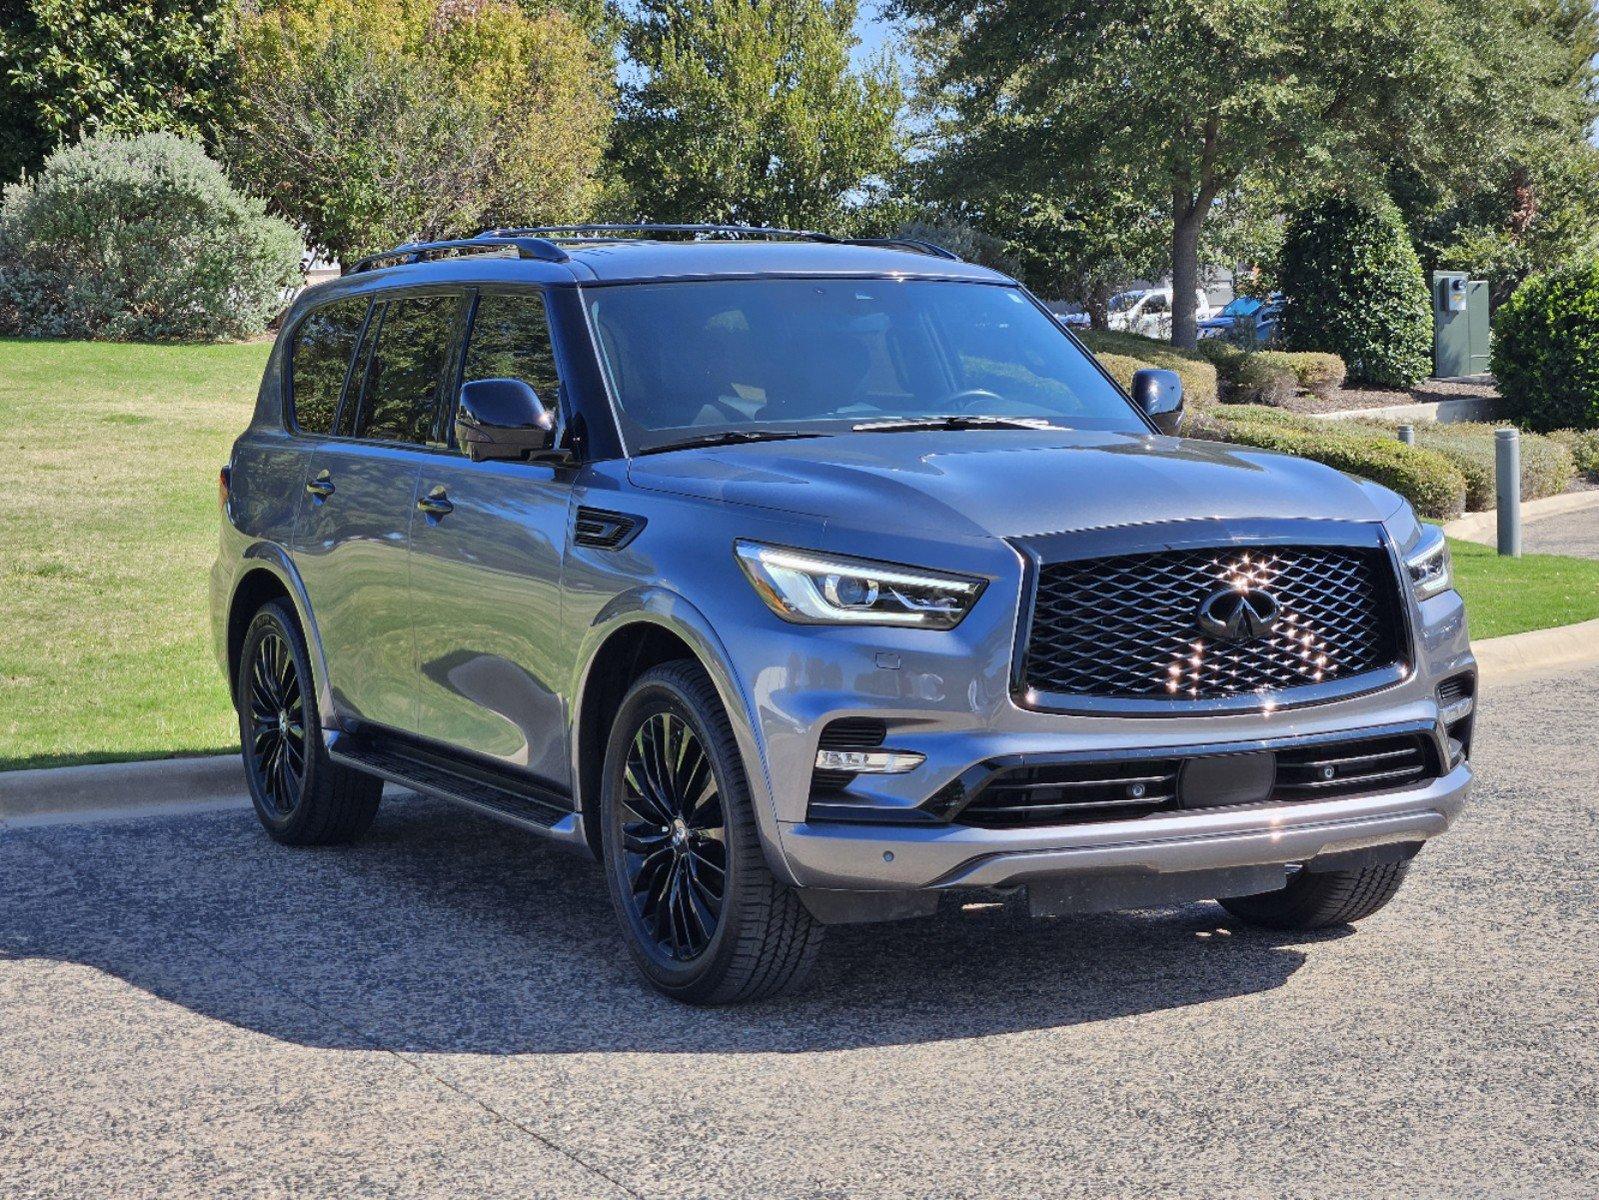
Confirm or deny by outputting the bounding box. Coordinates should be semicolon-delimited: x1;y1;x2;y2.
1412;424;1574;509
1078;329;1220;406
1280;193;1432;388
1491;259;1599;431
0;132;302;341
1550;428;1599;479
1198;343;1346;406
1189;405;1469;519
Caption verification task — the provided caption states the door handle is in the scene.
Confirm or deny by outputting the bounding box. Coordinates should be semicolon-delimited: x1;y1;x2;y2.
417;487;454;518
305;472;335;499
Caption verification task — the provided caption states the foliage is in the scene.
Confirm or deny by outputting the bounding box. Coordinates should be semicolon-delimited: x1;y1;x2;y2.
1491;258;1599;431
1348;419;1575;509
0;0;235;184
612;0;900;229
1197;344;1346;406
1548;428;1599;479
1280;193;1432;388
894;0;1575;348
0;132;302;340
888;220;1021;276
1077;329;1219;406
223;0;613;263
1186;404;1469;519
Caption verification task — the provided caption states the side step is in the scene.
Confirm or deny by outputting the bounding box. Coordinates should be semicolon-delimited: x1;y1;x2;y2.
328;732;582;842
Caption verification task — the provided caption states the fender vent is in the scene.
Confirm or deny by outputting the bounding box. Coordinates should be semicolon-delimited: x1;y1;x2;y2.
574;507;643;550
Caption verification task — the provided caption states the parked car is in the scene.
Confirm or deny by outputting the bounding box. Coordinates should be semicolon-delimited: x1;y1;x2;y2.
213;225;1476;1004
1199;292;1284;344
1106;287;1213;338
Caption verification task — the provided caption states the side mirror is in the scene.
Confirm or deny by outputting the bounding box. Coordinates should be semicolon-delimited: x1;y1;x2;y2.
455;377;555;462
1131;368;1184;435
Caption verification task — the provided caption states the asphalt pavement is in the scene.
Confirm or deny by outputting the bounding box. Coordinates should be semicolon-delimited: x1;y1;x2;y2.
2;668;1596;1199
1524;504;1599;560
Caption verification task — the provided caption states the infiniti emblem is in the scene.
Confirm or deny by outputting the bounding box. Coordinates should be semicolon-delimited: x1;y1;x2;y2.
1196;588;1281;642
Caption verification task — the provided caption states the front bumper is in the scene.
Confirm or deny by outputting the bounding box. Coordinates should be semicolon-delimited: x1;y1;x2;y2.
779;760;1471;892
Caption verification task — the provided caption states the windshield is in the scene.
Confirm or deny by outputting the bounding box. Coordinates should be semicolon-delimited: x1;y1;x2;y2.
1108;291;1142;312
1220;296;1263;318
583;279;1143;451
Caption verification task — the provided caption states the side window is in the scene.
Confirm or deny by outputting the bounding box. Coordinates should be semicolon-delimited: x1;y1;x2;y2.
349;293;462;445
289;298;368;433
461;291;561;406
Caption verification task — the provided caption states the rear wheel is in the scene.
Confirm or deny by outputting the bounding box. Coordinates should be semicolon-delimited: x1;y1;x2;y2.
601;661;823;1004
237;600;381;845
1219;862;1411;930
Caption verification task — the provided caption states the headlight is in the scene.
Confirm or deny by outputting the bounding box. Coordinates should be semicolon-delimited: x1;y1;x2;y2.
734;541;985;629
1405;525;1452;599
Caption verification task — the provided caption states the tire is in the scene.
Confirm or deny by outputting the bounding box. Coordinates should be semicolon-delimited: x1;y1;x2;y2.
1219;861;1411;930
236;599;381;846
600;660;823;1004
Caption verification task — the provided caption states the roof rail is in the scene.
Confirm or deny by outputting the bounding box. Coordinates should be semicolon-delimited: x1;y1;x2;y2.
842;236;963;262
348;235;569;275
477;223;840;244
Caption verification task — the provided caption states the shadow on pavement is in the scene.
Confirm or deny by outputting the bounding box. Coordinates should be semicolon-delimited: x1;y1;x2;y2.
0;794;1338;1055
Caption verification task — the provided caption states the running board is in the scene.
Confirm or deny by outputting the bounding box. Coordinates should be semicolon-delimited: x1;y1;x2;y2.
328;732;582;842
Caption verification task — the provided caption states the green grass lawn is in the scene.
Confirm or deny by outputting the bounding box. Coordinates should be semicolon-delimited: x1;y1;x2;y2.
0;339;268;770
1449;537;1599;639
0;339;1595;770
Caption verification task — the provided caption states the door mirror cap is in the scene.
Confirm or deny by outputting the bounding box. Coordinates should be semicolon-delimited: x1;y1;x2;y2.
1131;368;1184;435
455;378;555;462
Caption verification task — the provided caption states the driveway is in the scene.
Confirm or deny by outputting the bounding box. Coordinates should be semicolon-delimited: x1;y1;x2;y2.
2;668;1596;1198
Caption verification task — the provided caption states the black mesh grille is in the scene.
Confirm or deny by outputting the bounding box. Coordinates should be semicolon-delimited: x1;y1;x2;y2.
1024;545;1402;703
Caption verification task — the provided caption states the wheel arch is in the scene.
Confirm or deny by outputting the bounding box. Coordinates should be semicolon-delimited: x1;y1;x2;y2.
226;545;336;725
569;593;790;881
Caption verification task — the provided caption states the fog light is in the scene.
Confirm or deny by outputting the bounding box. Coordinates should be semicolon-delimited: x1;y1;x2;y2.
814;749;925;774
1440;695;1474;726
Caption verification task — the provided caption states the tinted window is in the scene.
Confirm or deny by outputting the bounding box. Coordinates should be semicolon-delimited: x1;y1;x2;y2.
350;293;461;445
584;279;1142;449
290;298;368;433
462;292;561;405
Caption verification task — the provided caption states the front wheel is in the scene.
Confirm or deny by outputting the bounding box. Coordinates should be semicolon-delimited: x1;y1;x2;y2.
1219;861;1411;930
600;661;823;1004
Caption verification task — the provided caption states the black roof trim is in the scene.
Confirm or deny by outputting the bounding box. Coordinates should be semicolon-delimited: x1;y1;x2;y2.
477;224;964;262
348;236;570;275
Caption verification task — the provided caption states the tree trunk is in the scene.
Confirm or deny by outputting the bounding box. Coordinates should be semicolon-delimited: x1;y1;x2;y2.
1170;209;1203;350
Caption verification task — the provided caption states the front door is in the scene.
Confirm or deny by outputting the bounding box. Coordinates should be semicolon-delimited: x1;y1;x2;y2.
293;290;465;733
409;289;575;786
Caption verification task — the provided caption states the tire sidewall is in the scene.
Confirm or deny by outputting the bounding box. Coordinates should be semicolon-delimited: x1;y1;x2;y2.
600;673;748;999
237;600;324;840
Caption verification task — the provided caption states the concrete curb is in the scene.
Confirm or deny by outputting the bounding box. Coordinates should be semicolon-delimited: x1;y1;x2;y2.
1442;489;1599;545
1312;393;1503;426
1472;617;1599;683
0;755;245;824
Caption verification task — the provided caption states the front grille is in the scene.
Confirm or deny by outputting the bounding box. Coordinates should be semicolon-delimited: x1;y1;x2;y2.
1023;544;1402;704
954;731;1437;830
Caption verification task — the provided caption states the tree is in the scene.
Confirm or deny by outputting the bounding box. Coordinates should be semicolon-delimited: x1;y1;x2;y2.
896;0;1590;348
613;0;902;229
223;0;613;264
0;0;235;183
1280;193;1432;388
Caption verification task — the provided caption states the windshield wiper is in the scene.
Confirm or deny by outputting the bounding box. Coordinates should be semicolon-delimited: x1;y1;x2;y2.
852;415;1060;433
636;429;829;456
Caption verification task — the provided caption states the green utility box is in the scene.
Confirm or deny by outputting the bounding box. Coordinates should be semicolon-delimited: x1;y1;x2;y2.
1432;270;1490;379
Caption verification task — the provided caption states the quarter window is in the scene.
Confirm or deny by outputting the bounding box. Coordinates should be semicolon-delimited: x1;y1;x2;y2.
462;292;561;406
349;293;462;445
289;298;368;434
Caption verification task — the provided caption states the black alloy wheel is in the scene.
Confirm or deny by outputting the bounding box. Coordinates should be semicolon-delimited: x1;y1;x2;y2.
244;628;307;816
618;710;729;961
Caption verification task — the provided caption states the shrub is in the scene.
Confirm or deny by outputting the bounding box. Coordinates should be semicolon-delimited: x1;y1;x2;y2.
224;0;613;263
1415;424;1573;508
1188;405;1468;519
1491;259;1599;431
1550;428;1599;479
1280;193;1432;388
1078;329;1220;406
0;132;302;341
1279;351;1346;398
1198;344;1345;407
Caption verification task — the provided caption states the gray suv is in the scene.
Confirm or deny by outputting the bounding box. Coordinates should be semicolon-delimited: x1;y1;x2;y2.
212;226;1476;1004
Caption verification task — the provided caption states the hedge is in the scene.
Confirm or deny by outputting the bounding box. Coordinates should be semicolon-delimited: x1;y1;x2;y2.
1078;329;1220;406
1197;342;1348;407
1188;405;1469;519
1492;259;1599;431
1550;428;1599;479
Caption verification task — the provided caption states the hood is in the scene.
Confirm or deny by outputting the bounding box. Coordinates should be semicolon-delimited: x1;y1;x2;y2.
626;428;1403;541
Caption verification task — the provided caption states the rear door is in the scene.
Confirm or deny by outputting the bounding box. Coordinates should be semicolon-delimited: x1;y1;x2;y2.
293;289;466;733
408;288;575;782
